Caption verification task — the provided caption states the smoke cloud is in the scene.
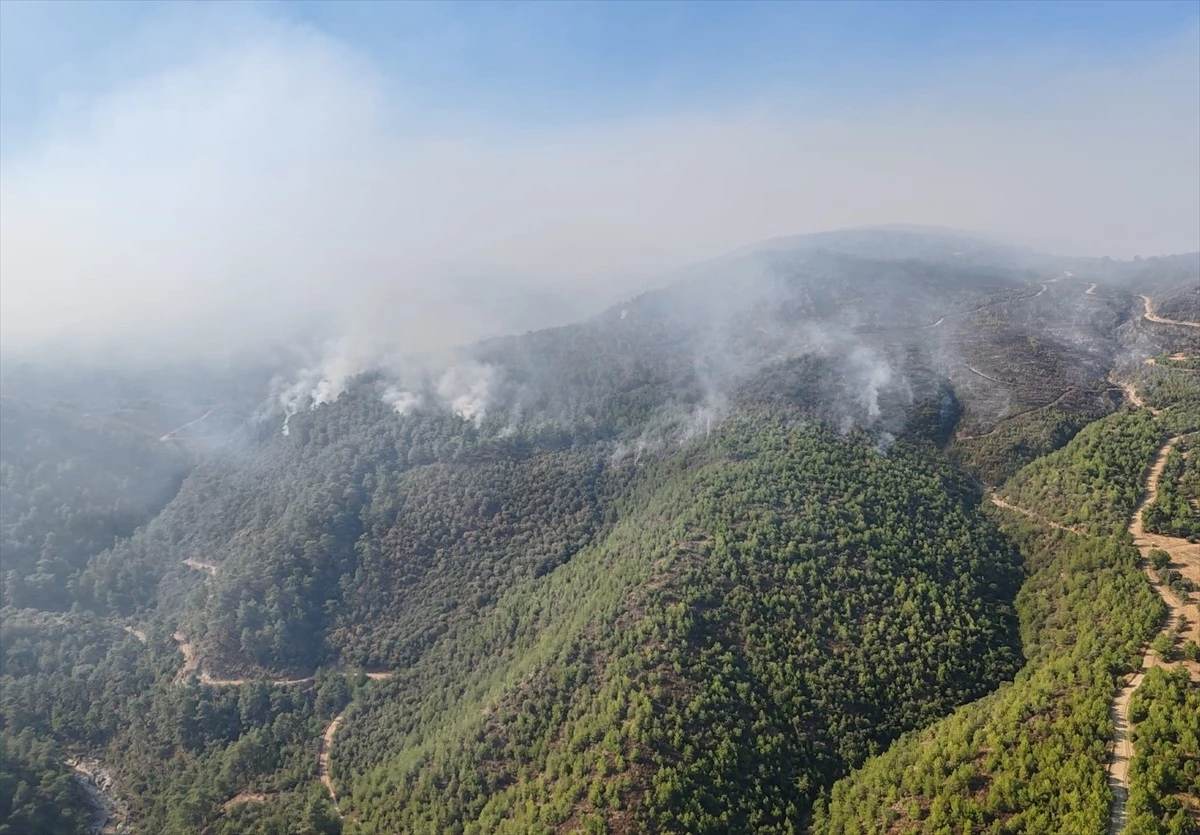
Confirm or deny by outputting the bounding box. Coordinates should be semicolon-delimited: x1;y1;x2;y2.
1;5;1197;367
436;362;500;424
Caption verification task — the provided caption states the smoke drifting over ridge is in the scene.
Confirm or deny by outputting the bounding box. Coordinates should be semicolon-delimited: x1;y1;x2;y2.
1;5;1198;367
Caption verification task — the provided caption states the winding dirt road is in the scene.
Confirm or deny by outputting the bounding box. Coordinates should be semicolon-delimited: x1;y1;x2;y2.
1140;294;1200;329
169;630;396;819
169;631;396;816
985;367;1198;831
1108;373;1157;414
1128;438;1200;661
318;672;394;812
1105;431;1200;833
172;632;313;687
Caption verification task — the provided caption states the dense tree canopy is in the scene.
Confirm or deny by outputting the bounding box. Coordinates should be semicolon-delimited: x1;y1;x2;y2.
2;233;1196;833
0;728;90;835
815;411;1173;833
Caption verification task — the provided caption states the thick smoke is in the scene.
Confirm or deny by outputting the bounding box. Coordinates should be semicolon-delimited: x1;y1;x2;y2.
2;6;1197;362
265;339;375;434
435;362;500;424
847;344;905;422
260;346;503;432
7;5;1191;450
379;384;422;416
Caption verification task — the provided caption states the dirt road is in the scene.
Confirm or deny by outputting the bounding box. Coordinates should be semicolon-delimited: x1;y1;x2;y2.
160;407;220;441
1108;373;1156;413
988;493;1086;536
319;713;345;810
1128;437;1200;659
1140;294;1200;329
171;632;313;687
1106;431;1200;833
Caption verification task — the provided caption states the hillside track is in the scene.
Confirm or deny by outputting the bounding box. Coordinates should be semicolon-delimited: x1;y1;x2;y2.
167;629;392;816
1106;429;1200;833
1141;294;1200;329
1128;437;1200;665
320;713;345;812
987;493;1086;536
159;407;221;441
1108;373;1155;413
171;632;313;686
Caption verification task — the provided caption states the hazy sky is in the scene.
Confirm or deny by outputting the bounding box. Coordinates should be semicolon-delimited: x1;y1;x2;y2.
1;0;1198;356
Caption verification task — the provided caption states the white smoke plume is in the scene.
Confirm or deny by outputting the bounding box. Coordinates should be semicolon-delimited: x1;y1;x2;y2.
436;362;500;424
267;339;372;434
380;384;422;416
847;344;902;421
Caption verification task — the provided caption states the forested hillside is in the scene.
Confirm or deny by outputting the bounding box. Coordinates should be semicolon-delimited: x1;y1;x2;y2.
332;414;1023;833
0;728;91;835
997;409;1163;536
815;410;1171;833
0;607;346;834
817;356;1200;834
0;400;190;611
2;228;1198;833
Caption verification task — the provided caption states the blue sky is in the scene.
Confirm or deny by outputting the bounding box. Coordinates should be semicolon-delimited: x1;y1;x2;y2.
1;1;1197;354
4;0;1197;149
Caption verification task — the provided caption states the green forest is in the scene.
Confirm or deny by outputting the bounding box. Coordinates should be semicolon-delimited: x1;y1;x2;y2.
1142;439;1200;541
0;400;190;612
332;415;1024;833
1126;667;1200;834
815;398;1200;833
0;729;91;835
814;528;1162;833
0;607;347;835
2;237;1197;833
814;410;1174;833
998;409;1163;536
